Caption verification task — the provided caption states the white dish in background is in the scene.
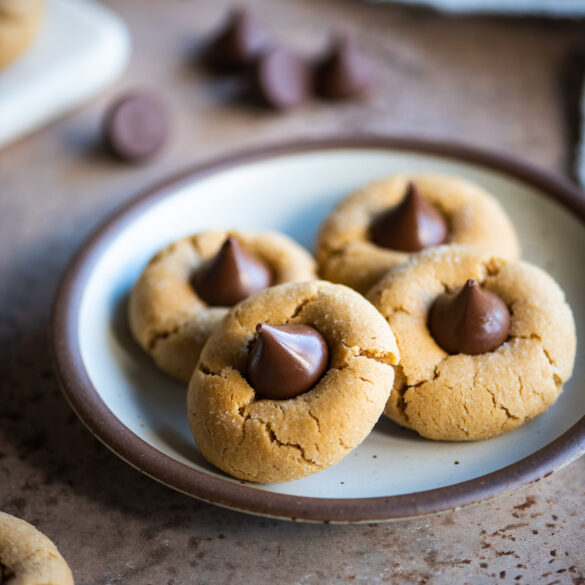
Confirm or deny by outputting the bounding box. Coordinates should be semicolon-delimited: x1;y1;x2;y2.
0;0;130;149
51;139;585;522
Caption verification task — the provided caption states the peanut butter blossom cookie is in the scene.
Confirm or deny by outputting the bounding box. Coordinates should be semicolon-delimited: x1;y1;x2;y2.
316;174;520;293
0;0;44;70
128;230;317;382
187;280;399;482
0;511;74;585
367;245;576;441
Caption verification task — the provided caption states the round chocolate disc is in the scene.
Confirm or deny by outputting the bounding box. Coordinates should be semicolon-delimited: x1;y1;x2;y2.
205;8;268;70
104;93;168;163
192;237;272;307
429;279;511;355
371;182;448;252
252;47;310;110
315;35;374;100
247;323;329;400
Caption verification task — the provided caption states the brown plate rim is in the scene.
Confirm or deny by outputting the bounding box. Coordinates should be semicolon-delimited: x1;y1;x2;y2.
50;135;585;523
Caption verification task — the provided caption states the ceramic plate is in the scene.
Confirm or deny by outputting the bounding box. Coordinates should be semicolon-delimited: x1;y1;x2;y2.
51;138;585;522
0;0;130;149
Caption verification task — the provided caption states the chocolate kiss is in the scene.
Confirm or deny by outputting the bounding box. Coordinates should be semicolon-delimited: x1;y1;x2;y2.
205;9;268;70
192;237;272;307
247;323;329;399
429;279;511;355
371;183;448;252
315;36;374;100
252;47;310;111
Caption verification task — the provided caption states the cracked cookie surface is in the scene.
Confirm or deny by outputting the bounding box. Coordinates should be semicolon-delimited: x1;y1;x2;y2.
316;173;520;293
0;511;74;585
367;245;576;441
187;281;399;483
128;230;317;382
0;0;44;70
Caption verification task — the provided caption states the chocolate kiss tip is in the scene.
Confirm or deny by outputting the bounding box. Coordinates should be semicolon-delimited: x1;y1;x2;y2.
192;237;272;307
429;280;511;356
371;182;448;253
315;35;374;100
206;8;266;69
247;323;329;400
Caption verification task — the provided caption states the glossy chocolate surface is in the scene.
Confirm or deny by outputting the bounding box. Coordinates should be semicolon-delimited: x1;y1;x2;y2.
247;323;329;399
371;182;448;252
192;237;272;306
429;279;511;355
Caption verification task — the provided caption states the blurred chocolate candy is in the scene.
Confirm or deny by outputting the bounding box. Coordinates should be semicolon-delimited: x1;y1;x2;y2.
247;323;329;399
192;237;272;306
252;47;310;110
315;35;374;100
371;182;448;252
103;93;168;163
205;8;268;70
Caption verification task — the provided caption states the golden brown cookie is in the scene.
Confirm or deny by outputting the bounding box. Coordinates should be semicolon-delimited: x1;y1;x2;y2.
0;511;74;585
128;230;317;382
367;245;576;441
0;0;44;71
317;174;520;293
187;280;399;483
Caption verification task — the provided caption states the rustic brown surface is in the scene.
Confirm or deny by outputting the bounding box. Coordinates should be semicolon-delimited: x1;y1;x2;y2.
1;0;585;583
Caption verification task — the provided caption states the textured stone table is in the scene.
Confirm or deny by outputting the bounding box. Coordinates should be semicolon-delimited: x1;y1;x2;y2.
1;1;585;583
